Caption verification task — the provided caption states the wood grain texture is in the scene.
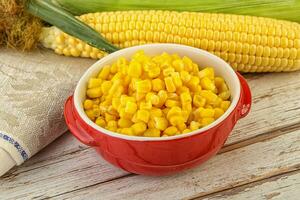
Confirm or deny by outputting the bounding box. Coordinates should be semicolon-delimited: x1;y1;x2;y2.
48;129;300;200
1;50;300;200
1;128;295;200
199;170;300;200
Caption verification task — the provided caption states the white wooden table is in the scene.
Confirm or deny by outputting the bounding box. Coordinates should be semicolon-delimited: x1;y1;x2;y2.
1;53;300;200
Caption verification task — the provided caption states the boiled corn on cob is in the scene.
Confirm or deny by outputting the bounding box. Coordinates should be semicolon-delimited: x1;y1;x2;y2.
40;10;300;72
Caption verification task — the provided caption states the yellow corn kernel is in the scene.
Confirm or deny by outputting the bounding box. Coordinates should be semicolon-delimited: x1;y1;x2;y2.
180;71;191;83
193;95;206;107
107;106;118;116
212;97;222;107
121;95;135;105
182;56;194;71
166;106;182;119
169;116;185;126
106;126;117;132
112;97;120;110
198;67;214;80
167;93;179;100
199;90;218;104
200;108;215;118
85;109;95;121
133;92;144;101
107;120;117;128
220;101;231;111
182;102;192;113
186;76;200;91
110;63;118;74
148;67;161;78
88;78;102;89
214;108;225;119
163;126;178;136
136;79;152;93
86;87;102;98
146;93;160;106
193;107;204;120
180;92;192;105
101;81;112;95
172;59;184;72
154;117;168;130
181;110;190;122
98;65;110;79
105;113;116;122
144;128;161;137
171;72;183;88
121;127;134;135
143;61;154;72
147;119;156;128
92;107;101;117
131;122;147;136
115;85;124;97
201;77;216;91
190;121;201;130
157;90;168;107
205;105;213;109
150;108;163;118
131;113;140;123
165;99;180;107
117;118;132;128
183;129;191;134
136;109;150;123
128;61;142;78
139;101;152;110
125;101;137;114
219;91;231;100
192;63;200;73
219;82;229;93
109;79;121;95
95;117;106;127
164;77;176;92
117;57;128;67
83;99;94;110
163;67;175;76
111;72;123;82
177;123;187;132
120;64;128;76
201;117;215;126
152;78;165;92
177;86;190;94
92;98;100;105
214;77;225;88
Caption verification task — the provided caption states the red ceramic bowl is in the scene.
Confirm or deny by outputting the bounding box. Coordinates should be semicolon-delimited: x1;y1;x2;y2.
64;44;251;176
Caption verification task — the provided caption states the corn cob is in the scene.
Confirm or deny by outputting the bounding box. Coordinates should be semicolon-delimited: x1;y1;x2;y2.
40;10;300;72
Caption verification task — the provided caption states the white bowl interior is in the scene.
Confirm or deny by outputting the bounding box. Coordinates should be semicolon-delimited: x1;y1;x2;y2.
74;44;240;141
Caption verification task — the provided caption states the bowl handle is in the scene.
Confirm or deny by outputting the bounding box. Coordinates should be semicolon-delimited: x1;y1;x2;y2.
64;96;97;147
236;72;252;119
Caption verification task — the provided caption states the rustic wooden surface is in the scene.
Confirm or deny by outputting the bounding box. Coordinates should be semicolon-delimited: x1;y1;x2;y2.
1;50;300;200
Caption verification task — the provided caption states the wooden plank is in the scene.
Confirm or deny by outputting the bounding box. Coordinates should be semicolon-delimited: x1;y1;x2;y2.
199;170;300;200
0;147;128;200
226;71;300;145
40;129;299;200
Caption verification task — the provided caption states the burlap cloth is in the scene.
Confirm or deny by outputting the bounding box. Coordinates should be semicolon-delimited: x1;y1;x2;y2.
0;48;94;176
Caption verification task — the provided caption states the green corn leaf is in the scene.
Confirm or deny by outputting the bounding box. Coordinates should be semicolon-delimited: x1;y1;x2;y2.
26;0;119;53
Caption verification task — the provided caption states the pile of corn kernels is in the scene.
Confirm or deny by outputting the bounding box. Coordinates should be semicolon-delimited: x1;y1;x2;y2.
83;51;231;137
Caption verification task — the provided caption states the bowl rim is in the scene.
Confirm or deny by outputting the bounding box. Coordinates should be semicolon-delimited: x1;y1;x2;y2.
73;43;241;141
